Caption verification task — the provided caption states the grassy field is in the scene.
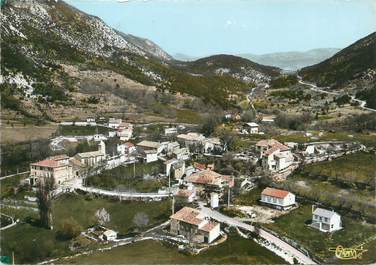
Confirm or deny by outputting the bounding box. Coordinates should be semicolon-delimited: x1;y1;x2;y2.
176;109;203;124
86;162;166;192
234;187;263;205
279;172;375;222
52;193;171;234
66;233;284;264
58;125;113;136
1;194;172;264
301;152;376;186
0;174;26;198
264;204;376;263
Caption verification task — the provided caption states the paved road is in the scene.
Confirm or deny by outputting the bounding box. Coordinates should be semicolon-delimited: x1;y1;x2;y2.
0;171;29;180
200;205;316;265
59;178;170;200
297;76;376;113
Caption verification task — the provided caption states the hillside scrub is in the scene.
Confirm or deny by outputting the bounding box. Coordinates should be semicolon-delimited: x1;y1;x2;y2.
275;112;313;130
270;75;298;88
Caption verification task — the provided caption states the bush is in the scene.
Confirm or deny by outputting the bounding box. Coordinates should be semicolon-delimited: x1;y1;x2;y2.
275;112;312;130
56;218;82;240
241;110;256;122
271;75;298;88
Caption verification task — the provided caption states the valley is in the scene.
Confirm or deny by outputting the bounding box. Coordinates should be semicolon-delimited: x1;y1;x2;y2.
0;1;375;265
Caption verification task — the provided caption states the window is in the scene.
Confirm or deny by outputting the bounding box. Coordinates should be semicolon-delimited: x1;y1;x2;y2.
331;224;333;228
324;217;328;222
319;217;322;221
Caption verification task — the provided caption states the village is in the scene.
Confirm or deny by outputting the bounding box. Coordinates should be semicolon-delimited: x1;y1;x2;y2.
2;111;374;265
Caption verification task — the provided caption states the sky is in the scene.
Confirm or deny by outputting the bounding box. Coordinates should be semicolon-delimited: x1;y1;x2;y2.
66;0;376;57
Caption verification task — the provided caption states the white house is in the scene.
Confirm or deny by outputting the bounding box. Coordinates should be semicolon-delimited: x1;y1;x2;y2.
177;133;206;146
203;138;222;153
244;122;259;134
311;207;342;232
261;115;275;123
175;187;196;203
170;207;220;243
103;229;117;241
256;139;294;172
141;150;158;163
164;127;178;136
117;122;133;141
74;121;87;126
117;142;136;155
166;142;180;156
260;187;296;210
173;147;190;161
137;140;165;154
75;141;106;167
108;118;122;129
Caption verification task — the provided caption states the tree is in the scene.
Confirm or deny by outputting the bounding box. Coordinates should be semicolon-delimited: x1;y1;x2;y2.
95;208;111;226
57;218;82;240
201;115;221;136
133;212;149;228
36;176;55;229
241;110;256;122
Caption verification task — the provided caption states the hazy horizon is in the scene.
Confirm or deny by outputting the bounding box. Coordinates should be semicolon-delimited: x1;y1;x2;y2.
67;0;376;57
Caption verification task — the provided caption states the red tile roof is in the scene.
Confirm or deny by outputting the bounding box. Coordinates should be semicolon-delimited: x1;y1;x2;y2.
175;189;194;198
200;221;218;232
261;187;290;199
31;159;61;168
170;207;202;225
187;170;234;188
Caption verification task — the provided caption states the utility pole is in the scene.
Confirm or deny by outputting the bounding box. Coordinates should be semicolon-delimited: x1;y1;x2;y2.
227;186;231;207
171;195;175;215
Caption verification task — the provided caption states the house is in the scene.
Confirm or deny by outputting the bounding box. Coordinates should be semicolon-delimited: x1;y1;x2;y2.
186;170;234;195
117;122;133;141
74;121;87;126
311;207;342;232
244;122;259;134
29;155;73;186
166;141;180;156
256;139;294;172
175;186;196;203
172;160;186;180
260;187;296;210
75;141;106;167
261;115;275;123
86;118;97;126
117;142;136;155
177;133;206;146
103;229;117;241
164;127;178;136
108;118;122;129
173;147;190;161
140;150;158;163
170;207;220;243
203;138;223;153
165;159;186;180
137;140;165;154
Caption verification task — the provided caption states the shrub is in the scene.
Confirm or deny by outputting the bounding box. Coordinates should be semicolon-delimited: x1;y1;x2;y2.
56;218;82;240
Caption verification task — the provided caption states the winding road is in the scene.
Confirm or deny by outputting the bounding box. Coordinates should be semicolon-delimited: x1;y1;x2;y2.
297;75;376;113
